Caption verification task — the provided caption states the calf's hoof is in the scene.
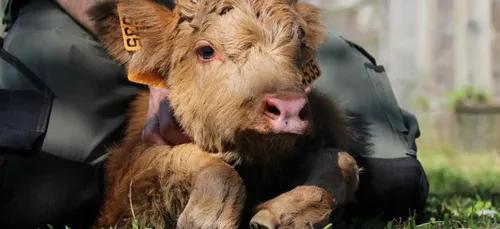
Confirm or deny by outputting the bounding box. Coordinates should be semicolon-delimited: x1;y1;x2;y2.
249;186;334;229
250;209;279;229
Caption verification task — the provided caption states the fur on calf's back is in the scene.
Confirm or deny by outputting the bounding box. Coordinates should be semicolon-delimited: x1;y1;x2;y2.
88;0;364;228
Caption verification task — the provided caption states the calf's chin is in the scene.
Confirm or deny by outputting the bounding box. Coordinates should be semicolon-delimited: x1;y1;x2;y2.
233;90;314;160
170;84;314;161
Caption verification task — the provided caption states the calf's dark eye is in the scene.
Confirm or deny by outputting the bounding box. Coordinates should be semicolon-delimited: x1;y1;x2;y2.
197;46;215;60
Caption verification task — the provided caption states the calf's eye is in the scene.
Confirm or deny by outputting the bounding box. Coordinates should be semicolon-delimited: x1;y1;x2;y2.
197;46;215;61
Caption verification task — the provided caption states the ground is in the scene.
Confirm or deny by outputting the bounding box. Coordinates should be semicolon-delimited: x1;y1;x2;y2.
335;143;500;229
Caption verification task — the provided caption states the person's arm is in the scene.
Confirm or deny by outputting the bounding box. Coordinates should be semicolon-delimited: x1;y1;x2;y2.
55;0;191;146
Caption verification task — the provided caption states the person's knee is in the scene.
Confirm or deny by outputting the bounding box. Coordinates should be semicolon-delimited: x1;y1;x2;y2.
309;26;429;221
346;156;429;220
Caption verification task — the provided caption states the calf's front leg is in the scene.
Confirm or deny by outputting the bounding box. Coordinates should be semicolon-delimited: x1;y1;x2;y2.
98;143;247;229
250;149;361;229
167;144;247;229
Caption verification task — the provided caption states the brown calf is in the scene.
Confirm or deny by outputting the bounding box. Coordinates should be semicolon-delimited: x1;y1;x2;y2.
88;0;363;228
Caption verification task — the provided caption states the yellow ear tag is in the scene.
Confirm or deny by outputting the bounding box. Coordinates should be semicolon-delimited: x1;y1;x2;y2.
300;57;322;88
117;3;167;88
117;2;142;51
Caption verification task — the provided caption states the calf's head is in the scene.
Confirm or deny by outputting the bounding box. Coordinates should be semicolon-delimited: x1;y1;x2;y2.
89;0;326;157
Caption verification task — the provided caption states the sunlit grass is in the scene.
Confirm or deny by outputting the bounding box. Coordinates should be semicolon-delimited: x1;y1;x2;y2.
333;143;500;229
410;146;500;229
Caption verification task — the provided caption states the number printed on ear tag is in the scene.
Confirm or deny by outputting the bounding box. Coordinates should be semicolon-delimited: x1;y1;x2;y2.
117;2;142;51
300;57;322;88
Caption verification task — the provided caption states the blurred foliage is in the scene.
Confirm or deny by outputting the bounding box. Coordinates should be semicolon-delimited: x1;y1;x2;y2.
445;86;492;110
412;96;431;112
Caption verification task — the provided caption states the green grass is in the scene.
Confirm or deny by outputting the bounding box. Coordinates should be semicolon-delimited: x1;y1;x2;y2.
412;147;500;229
335;145;500;229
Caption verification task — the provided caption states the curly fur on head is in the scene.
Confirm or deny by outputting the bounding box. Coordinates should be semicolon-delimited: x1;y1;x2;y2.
88;0;342;162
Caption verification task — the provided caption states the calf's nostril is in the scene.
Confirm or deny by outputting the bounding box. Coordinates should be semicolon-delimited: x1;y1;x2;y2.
264;97;309;120
262;95;311;134
266;103;281;117
299;103;309;121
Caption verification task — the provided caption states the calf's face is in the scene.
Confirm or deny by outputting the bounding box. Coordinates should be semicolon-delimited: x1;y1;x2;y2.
90;0;326;155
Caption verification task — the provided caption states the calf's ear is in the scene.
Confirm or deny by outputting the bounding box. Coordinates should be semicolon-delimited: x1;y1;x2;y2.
87;0;179;88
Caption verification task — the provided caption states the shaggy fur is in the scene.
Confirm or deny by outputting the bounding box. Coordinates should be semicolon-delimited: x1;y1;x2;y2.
88;0;364;228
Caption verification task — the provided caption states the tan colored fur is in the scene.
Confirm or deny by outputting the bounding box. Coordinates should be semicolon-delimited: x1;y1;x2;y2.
88;0;363;228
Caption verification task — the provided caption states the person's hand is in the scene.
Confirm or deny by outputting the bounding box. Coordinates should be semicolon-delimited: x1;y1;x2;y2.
55;0;100;35
142;86;192;145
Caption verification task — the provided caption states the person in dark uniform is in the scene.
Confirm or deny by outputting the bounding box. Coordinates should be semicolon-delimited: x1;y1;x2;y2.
0;0;429;229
